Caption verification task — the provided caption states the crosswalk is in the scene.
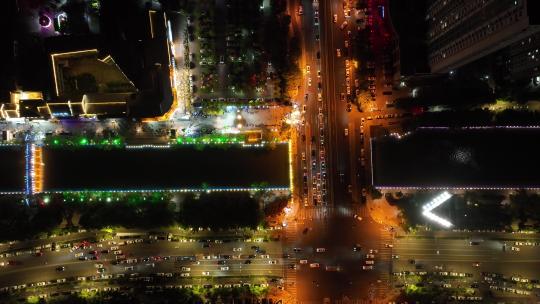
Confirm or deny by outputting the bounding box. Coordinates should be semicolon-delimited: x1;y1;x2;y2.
298;299;376;304
297;205;366;221
283;220;298;301
377;227;394;300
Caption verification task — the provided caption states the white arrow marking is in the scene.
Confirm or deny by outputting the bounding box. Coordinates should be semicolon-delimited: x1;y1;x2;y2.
422;191;453;228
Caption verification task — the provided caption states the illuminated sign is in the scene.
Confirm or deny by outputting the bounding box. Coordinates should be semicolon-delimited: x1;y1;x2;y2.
422;191;453;228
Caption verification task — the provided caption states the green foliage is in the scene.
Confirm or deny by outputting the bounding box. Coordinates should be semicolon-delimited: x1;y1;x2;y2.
178;192;263;230
78;200;175;230
263;196;289;217
0;196;64;242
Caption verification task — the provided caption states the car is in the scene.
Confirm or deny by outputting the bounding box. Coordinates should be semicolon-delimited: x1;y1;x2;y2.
180;273;190;277
78;256;88;261
362;265;373;270
511;246;520;251
97;268;105;273
340;21;348;30
348;184;352;193
316;248;326;253
202;271;210;276
365;254;375;259
306;65;310;73
392;255;399;259
346;104;352;112
233;247;242;252
94;263;103;268
344;128;348;136
344;40;349;48
385;244;394;248
220;266;229;271
333;14;337;23
336;48;341;58
113;250;122;255
56;266;65;272
353;214;362;221
353;244;362;251
310;263;320;268
298;5;303;15
268;260;277;264
472;262;480;267
365;260;375;265
299;259;308;264
181;267;191;271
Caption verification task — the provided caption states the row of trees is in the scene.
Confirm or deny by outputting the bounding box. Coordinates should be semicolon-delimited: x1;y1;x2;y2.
262;0;301;100
7;285;270;304
0;191;290;242
388;190;540;232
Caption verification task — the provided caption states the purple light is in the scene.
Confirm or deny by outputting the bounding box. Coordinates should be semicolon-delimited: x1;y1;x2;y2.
39;14;51;28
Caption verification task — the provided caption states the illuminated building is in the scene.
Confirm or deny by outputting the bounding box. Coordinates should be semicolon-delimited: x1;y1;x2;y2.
427;0;540;73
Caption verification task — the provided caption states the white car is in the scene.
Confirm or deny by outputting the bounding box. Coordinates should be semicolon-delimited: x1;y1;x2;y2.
316;248;326;253
233;248;242;252
309;263;320;268
181;267;191;271
336;49;341;58
268;260;277;264
202;271;210;276
362;265;374;270
365;254;375;259
180;273;190;277
365;260;374;265
220;266;229;271
300;259;308;264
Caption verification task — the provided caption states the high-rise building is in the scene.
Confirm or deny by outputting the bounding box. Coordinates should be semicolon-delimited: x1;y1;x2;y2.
426;0;540;73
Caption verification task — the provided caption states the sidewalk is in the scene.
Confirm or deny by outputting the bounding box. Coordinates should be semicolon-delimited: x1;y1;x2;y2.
367;196;401;229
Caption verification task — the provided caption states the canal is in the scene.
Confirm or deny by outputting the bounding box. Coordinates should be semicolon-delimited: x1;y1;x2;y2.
0;146;25;192
372;128;540;188
42;143;290;191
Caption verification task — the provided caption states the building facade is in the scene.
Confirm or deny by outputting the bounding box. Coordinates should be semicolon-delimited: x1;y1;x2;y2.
427;0;540;73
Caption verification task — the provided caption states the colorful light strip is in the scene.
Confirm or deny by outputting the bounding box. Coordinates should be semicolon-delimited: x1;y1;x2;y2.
40;187;291;194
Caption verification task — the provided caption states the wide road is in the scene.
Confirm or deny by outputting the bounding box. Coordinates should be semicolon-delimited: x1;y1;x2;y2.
289;0;397;302
393;234;540;301
0;235;284;291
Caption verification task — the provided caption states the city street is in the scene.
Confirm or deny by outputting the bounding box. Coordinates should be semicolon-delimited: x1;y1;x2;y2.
0;233;284;290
